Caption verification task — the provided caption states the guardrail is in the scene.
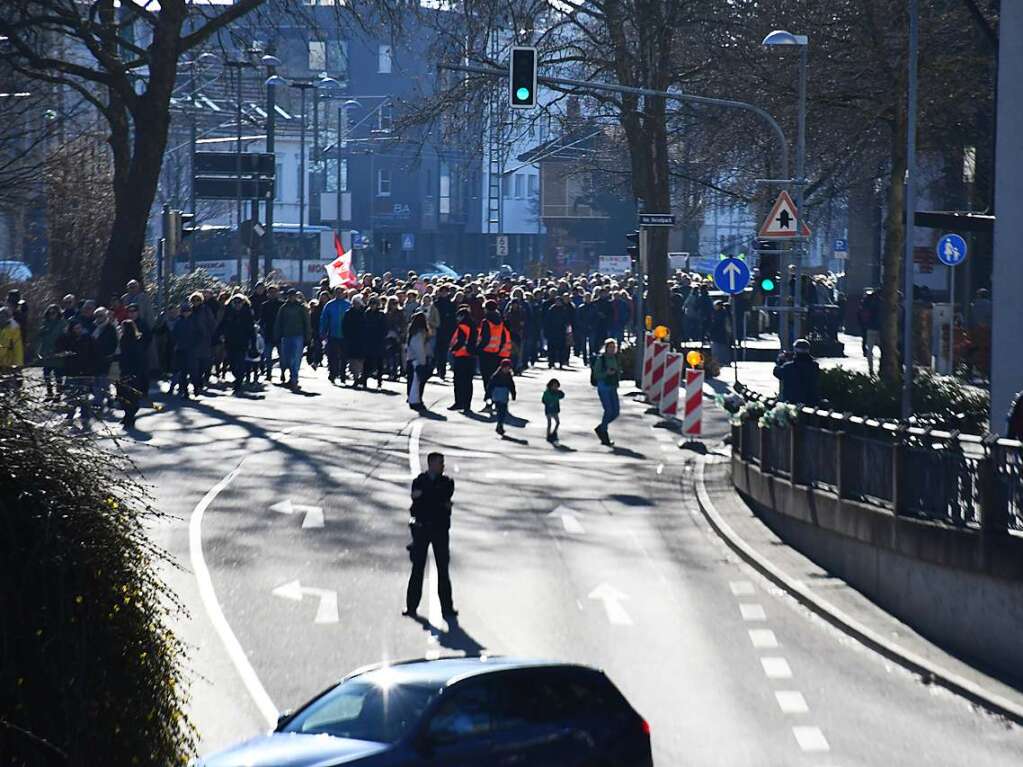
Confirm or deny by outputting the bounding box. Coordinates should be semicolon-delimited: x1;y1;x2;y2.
732;390;1022;536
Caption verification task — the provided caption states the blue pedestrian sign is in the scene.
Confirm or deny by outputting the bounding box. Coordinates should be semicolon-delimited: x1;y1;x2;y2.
936;233;967;267
713;256;751;295
401;233;415;251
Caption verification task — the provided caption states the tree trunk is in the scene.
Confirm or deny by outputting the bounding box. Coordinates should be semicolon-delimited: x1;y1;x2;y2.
879;93;908;383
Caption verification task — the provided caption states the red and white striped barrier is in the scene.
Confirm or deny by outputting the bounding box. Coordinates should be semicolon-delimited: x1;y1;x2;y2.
647;342;669;402
641;333;655;393
658;352;684;418
682;368;704;437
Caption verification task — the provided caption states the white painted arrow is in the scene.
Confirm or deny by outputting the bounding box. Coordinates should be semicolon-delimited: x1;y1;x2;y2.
270;499;325;528
271;580;339;624
547;505;585;534
587;583;632;625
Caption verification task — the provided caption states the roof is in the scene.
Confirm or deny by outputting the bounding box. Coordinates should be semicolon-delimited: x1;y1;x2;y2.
350;656;592;688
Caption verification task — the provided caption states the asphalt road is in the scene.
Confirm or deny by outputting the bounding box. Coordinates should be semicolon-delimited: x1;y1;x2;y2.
120;359;1023;766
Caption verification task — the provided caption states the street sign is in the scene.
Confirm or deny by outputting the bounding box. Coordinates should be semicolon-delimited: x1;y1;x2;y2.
833;238;849;260
194;151;275;176
713;257;751;295
639;213;675;227
758;191;812;239
495;234;509;257
936;233;967;267
238;219;266;248
194;176;274;200
668;252;689;271
598;255;631;275
401;233;415;251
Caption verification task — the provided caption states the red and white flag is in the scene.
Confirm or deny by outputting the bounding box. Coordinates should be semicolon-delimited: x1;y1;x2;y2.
325;233;358;288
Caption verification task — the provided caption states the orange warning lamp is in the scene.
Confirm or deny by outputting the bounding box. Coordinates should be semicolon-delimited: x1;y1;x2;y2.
653;325;669;340
686;350;704;367
645;315;653;330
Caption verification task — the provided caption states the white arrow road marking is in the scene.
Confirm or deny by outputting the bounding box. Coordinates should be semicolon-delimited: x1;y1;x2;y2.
547;505;585;534
272;580;339;624
587;583;632;626
270;499;325;528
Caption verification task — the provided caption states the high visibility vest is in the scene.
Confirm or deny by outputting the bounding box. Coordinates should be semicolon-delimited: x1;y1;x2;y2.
450;323;473;358
481;320;505;355
499;331;513;359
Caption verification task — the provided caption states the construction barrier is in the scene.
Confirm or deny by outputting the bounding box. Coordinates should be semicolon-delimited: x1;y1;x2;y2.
641;333;655;392
658;352;684;418
647;342;669;402
683;368;704;437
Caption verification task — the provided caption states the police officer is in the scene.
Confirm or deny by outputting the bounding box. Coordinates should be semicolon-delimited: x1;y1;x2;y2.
447;307;477;412
403;451;458;620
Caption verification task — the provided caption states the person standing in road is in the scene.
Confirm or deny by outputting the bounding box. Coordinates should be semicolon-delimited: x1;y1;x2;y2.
406;312;430;411
403;451;457;620
274;289;311;391
433;284;457;380
591;338;621;446
448;307;477;412
476;300;510;410
488;358;517;436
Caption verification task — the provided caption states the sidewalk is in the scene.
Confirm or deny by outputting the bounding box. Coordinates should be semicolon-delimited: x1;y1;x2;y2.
693;455;1023;724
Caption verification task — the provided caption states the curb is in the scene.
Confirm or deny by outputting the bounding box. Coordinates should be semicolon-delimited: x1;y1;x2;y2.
692;458;1023;727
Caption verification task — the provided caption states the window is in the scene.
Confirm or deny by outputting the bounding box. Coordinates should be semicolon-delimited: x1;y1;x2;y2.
528;174;539;199
514;173;525;199
340;158;348;192
378;44;392;74
308;41;327;72
439;161;451;215
327;41;349;78
377;103;393;132
377;168;391;197
501;173;512;198
275;162;284;201
427;685;490;743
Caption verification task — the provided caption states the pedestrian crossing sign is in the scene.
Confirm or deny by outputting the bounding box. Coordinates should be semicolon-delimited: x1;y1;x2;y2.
758;190;812;239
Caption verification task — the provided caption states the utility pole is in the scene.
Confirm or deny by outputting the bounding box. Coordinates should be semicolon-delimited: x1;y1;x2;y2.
902;0;919;419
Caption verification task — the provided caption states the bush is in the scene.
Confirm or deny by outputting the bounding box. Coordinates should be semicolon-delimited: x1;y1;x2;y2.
163;268;228;310
0;383;195;765
818;367;989;433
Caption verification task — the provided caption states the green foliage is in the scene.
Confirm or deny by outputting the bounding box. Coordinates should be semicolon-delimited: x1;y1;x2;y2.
0;384;195;766
818;367;989;433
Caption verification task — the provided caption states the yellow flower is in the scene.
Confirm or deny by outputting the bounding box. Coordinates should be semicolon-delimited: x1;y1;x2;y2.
75;595;83;604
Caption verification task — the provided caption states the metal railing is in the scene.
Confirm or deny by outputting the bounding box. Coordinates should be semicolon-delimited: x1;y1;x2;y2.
732;393;1023;535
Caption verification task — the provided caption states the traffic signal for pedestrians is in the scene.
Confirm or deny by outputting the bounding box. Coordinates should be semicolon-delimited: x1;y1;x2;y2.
509;47;537;109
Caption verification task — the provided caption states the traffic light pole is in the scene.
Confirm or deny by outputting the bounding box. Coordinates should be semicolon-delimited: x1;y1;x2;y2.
635;227;648;387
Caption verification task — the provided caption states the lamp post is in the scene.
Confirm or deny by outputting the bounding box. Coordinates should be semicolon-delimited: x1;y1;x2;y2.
337;99;361;252
762;30;809;346
262;55;282;278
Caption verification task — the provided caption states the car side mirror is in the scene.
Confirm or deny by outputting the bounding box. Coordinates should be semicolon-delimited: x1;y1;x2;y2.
275;710;293;731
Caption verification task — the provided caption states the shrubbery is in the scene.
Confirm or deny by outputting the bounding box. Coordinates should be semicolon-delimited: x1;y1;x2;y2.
818;367;989;434
0;384;194;765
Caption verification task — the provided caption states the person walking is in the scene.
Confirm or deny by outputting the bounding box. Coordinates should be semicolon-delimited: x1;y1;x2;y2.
216;294;257;394
447;307;477;412
274;289;311;391
91;307;118;412
591;338;621;446
434;284;457;380
0;306;24;383
406;312;430;411
476;300;510;410
171;302;201;399
57;319;98;426
543;377;564;442
362;295;388;389
319;286;350;384
116;319;147;429
488;358;517;436
35;304;66;399
258;285;282;382
403;451;457;620
342;294;368;388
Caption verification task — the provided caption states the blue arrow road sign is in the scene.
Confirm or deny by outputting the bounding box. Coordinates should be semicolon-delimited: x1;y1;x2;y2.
713;256;751;295
936;233;967;267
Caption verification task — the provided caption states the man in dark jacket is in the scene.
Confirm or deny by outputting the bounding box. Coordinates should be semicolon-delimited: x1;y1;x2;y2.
217;295;256;393
258;285;282;381
433;285;457;379
543;293;573;369
773;338;820;405
274;289;311;390
403;452;457;620
58;319;98;426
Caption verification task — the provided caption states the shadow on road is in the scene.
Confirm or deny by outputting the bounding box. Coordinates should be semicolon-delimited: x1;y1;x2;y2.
409;615;487;656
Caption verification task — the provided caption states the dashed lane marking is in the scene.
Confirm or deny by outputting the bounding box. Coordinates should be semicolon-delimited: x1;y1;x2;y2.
483;471;547;482
792;726;830;752
748;629;779;649
729;580;755;596
775;691;809;714
739;603;767;621
761;657;793;679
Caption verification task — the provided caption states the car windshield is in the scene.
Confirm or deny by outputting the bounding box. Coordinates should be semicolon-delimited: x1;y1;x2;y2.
283;679;438;744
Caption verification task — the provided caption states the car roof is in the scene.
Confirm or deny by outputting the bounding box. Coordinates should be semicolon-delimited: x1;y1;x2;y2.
348;656;598;689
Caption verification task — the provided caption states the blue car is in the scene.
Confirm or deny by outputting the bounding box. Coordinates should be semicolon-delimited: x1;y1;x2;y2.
197;656;653;767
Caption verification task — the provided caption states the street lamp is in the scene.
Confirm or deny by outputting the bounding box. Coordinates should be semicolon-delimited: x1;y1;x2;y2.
262;55;282;275
336;99;361;246
762;29;808;344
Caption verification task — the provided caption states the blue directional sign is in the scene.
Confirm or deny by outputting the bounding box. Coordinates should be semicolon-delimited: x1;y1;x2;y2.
833;239;848;252
713;256;751;295
936;233;967;267
401;233;415;252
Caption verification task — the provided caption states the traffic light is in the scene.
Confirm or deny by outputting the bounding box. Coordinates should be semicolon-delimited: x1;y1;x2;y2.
509;47;537;109
755;239;780;296
625;230;639;266
178;212;196;240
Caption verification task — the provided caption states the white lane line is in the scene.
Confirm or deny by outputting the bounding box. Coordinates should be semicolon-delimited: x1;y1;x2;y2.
408;422;423;476
739;603;767;621
775;691;809;714
189;462;278;727
748;629;779;649
792;726;830;752
761;656;793;679
729;580;755;596
656;463;664;475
